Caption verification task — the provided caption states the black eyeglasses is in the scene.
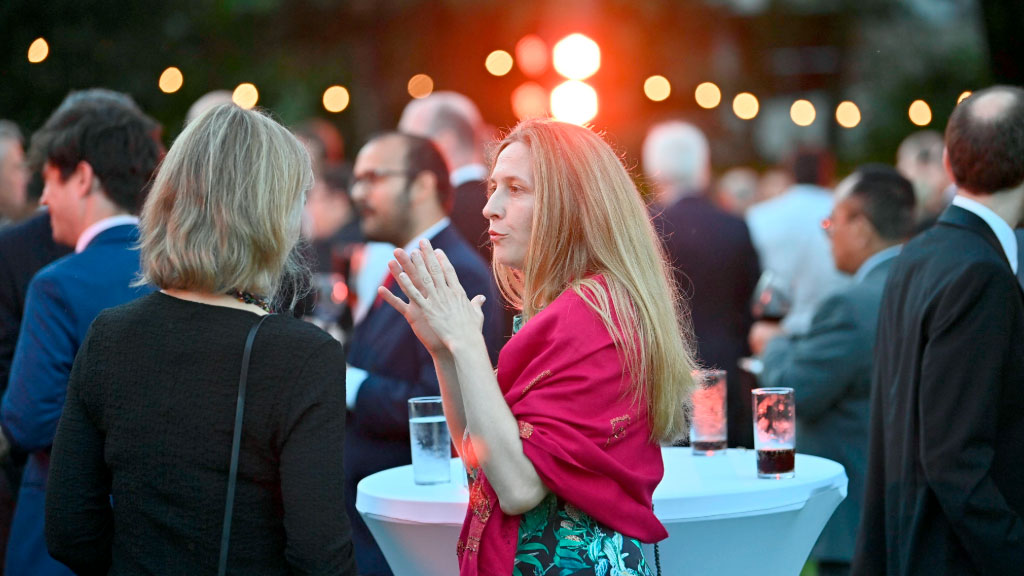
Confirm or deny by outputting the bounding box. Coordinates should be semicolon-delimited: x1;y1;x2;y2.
350;169;412;189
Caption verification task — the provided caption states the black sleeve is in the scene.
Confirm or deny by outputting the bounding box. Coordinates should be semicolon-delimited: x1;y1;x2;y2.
280;338;356;575
45;325;113;575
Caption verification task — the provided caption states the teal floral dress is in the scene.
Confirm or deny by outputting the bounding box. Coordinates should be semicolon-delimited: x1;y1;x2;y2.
514;493;653;576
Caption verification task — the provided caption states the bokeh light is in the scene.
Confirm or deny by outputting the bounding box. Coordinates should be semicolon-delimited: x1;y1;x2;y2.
552;33;600;80
485;50;514;77
158;67;184;94
323;85;350;113
332;280;349;304
835;101;861;128
644;75;671;102
511;82;548;120
732;92;759;120
515;34;549;77
909;99;932;126
232;83;259;109
790;99;816;127
695;82;722;109
550;80;597;125
28;38;49;63
958;91;972;104
408;74;434;99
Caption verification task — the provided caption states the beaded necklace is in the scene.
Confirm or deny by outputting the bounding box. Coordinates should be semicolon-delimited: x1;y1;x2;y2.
227;290;273;314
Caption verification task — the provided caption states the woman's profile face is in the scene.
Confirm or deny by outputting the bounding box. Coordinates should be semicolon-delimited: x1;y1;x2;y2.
484;141;535;270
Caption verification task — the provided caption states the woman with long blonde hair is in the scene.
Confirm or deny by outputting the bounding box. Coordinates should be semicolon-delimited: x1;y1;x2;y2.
382;118;696;575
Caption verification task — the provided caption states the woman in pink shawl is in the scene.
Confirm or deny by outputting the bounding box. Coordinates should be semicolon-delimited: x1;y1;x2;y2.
380;119;697;575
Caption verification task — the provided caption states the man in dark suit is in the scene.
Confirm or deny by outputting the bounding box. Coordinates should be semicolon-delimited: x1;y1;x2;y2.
0;99;160;576
852;85;1024;575
644;120;761;448
755;166;916;576
346;132;503;575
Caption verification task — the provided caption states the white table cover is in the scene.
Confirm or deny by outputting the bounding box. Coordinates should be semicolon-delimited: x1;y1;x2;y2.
356;448;847;576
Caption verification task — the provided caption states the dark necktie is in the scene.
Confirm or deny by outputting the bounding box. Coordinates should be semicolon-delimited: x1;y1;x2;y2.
1015;229;1024;291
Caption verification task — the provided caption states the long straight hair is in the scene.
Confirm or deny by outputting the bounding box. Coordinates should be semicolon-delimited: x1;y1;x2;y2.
491;119;696;443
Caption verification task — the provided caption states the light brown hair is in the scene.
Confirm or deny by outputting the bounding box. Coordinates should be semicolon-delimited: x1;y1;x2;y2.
137;105;311;304
490;119;696;443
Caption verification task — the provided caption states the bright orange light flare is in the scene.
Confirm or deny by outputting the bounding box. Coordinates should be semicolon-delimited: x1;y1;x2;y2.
515;35;549;77
552;33;600;80
159;67;184;94
511;82;548;120
695;82;722;109
407;74;434;99
332;281;349;304
485;50;514;77
323;86;350;113
28;38;49;63
644;75;671;102
790;99;816;127
835;101;861;128
957;91;972;104
550;80;597;125
909;100;932;126
232;83;259;109
732;92;759;120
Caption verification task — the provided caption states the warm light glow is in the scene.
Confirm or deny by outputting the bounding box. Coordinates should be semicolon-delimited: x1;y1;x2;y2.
644;75;671;102
407;74;434;99
695;82;722;109
732;92;759;120
485;50;514;77
790;99;816;127
511;82;548;120
323;86;350;113
550;80;597;125
552;33;600;80
28;38;49;63
158;67;184;94
515;35;549;77
835;101;861;128
332;280;349;304
232;83;259;109
958;91;972;104
909;100;932;126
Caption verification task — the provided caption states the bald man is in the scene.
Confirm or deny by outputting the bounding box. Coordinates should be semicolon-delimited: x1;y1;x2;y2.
398;91;490;260
853;85;1024;575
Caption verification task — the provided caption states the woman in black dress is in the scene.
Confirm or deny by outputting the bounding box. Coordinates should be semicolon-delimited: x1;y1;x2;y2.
45;104;356;575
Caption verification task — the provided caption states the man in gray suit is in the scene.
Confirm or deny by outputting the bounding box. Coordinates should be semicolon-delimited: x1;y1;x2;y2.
752;165;916;576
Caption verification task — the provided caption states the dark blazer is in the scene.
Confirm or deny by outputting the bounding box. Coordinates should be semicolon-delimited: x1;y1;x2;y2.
0;211;71;391
1;224;153;576
652;196;761;447
761;252;896;563
450;178;490;263
345;224;503;576
852;205;1024;575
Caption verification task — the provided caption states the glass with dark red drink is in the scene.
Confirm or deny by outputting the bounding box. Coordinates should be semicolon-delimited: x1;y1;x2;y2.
752;387;795;479
690;369;728;456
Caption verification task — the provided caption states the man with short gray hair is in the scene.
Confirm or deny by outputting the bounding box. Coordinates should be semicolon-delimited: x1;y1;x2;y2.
645;120;761;448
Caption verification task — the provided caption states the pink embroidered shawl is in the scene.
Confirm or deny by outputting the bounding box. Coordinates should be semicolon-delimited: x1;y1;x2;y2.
457;281;667;575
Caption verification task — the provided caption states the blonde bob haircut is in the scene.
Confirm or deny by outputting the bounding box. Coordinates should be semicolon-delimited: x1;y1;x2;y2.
490;118;697;443
137;104;311;303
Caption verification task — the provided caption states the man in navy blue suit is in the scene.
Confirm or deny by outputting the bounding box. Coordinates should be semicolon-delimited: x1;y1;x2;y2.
644;120;761;448
346;132;503;575
0;98;161;576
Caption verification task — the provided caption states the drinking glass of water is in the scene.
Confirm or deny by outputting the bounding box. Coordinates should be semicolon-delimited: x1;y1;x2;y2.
408;396;451;485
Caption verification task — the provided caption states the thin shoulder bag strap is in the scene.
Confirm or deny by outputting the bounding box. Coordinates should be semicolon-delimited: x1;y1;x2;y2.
218;313;273;576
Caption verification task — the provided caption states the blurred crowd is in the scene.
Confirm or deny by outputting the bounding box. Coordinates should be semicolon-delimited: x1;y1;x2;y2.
0;81;1022;576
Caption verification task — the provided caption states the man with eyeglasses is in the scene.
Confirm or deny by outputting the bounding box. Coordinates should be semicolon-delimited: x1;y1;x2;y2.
344;131;503;576
751;165;916;576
